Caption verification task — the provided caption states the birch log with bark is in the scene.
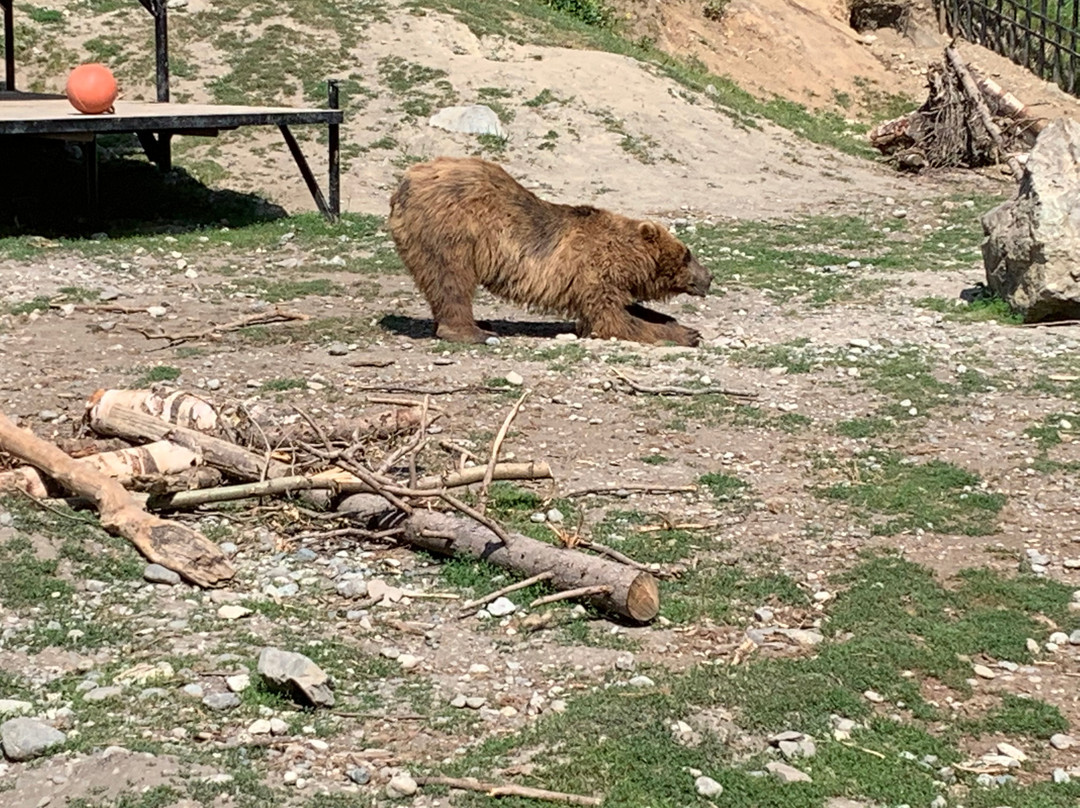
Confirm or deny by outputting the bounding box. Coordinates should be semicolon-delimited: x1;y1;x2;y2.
402;510;659;622
86;404;294;480
0;413;233;587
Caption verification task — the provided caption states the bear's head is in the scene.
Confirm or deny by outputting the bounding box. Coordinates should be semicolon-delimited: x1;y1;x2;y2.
639;222;712;298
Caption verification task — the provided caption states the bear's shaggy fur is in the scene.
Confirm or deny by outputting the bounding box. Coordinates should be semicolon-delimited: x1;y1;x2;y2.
388;157;712;346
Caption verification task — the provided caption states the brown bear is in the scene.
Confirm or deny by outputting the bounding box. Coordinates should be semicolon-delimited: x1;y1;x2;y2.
387;157;711;346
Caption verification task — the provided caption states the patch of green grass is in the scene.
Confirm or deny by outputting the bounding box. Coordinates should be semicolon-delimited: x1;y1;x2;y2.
593;510;702;565
698;472;748;504
641;453;670;465
916;288;1023;325
833;416;895;439
260;377;308;392
1025;411;1077;450
236;277;343;303
541;0;614;26
26;5;64;23
965;693;1069;738
661;566;807;624
730;338;817;373
475;132;510;155
443;556;1074;807
816;450;1005;536
134;365;182;386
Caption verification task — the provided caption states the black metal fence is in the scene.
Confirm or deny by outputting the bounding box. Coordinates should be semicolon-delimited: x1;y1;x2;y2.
942;0;1080;96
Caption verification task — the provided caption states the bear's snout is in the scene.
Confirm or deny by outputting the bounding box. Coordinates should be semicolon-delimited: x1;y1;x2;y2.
686;257;712;297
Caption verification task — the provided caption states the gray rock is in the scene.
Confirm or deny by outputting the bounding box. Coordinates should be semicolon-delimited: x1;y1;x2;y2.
143;563;182;585
694;775;723;797
219;542;238;557
327;342;350;356
1070;630;1080;646
257;647;335;707
1;718;66;761
347;766;370;785
429;105;505;137
387;772;418;797
754;606;774;623
336;578;368;599
82;686;123;702
1053;768;1071;783
293;548;317;563
628;675;655;687
765;760;811;783
181;683;204;699
202;692;241;711
983;118;1080;321
1026;548;1051;567
1050;732;1076;749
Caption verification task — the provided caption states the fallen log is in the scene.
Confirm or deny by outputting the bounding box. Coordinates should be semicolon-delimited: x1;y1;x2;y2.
402;510;659;622
0;439;200;497
151;461;553;512
87;387;219;432
0;413;233;587
86;402;294;481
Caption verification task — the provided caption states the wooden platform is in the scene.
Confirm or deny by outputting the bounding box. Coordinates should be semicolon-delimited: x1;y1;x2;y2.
0;97;342;136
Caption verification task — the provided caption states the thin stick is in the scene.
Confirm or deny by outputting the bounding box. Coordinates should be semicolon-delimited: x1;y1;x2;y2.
132;307;309;347
562;483;697;499
291;406;334;456
461;571;555;612
611;368;757;399
415;775;601;806
364;395;445;411
576;539;675;578
378;395;431;475
1017;319;1080;328
478;390;530;514
530;585;612;608
359;385;485;396
439;491;515;546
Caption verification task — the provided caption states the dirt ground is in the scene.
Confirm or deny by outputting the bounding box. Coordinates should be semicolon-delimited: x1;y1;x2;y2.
2;1;1080;806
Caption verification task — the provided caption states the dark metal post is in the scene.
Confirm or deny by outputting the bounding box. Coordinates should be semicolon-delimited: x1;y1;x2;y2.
279;124;331;218
3;0;14;91
327;79;340;222
153;0;169;102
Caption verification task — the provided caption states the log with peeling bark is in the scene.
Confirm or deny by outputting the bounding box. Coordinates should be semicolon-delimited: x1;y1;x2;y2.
87;388;220;432
86;402;295;481
0;440;200;498
402;510;659;622
0;413;233;587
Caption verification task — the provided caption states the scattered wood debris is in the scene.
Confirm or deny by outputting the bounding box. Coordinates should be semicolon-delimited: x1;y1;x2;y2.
869;45;1044;175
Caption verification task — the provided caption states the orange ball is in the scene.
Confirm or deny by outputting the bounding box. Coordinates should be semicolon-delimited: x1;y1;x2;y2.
66;63;118;115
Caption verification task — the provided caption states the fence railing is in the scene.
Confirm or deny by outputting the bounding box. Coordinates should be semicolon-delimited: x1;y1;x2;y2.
942;0;1080;96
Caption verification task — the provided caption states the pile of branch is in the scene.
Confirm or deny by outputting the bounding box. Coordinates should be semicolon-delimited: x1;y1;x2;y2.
869;46;1044;177
0;386;672;621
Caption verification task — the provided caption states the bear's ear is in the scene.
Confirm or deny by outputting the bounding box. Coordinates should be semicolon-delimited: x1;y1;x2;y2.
638;221;661;243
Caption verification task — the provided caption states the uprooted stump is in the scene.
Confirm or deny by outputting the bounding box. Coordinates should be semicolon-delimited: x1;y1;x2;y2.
869;47;1042;173
403;510;660;623
983;117;1080;322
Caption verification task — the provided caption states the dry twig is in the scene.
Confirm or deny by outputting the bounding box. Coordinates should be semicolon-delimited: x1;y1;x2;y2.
415;775;601;806
478;389;530;514
460;571;555;613
131;307;308;347
530;585;612;608
611;368;757;399
561;483;697;499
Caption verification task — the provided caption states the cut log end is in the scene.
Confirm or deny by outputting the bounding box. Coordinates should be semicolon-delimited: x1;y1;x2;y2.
624;572;660;623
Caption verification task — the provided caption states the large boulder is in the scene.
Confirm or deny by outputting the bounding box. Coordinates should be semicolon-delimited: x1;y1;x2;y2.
982;118;1080;322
